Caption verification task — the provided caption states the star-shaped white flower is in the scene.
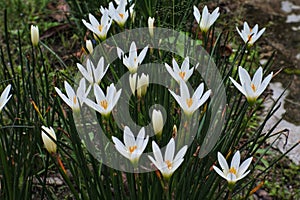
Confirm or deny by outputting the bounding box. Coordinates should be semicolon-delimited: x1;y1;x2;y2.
236;22;266;46
82;11;112;41
77;57;109;85
165;57;195;83
213;151;252;185
169;80;211;116
229;66;273;105
101;0;129;27
55;78;91;111
112;126;149;166
84;83;122;117
117;41;148;73
0;84;12;112
148;138;187;180
193;5;220;32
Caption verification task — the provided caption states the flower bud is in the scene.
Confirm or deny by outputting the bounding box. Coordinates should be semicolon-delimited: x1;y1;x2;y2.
31;25;39;46
148;17;155;37
137;73;149;98
41;126;57;154
152;109;163;137
86;40;93;54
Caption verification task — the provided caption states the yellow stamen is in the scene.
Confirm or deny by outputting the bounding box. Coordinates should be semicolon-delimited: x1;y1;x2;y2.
73;96;77;105
129;146;137;153
98;25;103;32
165;160;172;169
186;98;193;108
251;83;256;92
100;100;108;110
119;13;124;19
247;34;253;42
229;167;237;175
179;71;186;79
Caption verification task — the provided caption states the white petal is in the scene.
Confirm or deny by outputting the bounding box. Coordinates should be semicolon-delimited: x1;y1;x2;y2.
238;157;252;177
230;77;246;96
193;6;201;24
123;126;136;147
217;152;229;172
213;166;228;180
152;141;164;163
174;145;188;162
165;138;175;162
137;45;148;64
255;72;273;97
252;67;263;89
230;151;241;170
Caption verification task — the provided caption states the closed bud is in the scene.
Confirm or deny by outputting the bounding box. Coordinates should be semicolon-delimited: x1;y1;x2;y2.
31;25;39;46
41;126;57;154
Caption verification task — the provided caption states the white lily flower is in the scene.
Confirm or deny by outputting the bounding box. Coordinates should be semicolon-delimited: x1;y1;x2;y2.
0;84;12;112
82;12;112;41
213;151;253;185
117;41;148;73
77;57;109;85
169;80;211;116
41;126;57;154
31;25;39;46
148;138;187;180
102;0;129;27
152;109;164;137
86;40;93;54
112;126;149;166
129;73;137;95
229;66;273;104
85;83;122;117
236;22;266;46
193;5;220;32
165;57;195;83
148;17;155;37
55;78;90;111
137;73;149;98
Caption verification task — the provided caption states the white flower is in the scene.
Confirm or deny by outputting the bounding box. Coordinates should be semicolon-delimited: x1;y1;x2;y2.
114;0;135;20
0;84;12;112
229;66;273;104
236;22;266;46
148;17;155;37
85;83;122;117
129;73;137;95
137;73;149;98
148;138;187;179
117;41;148;73
213;151;253;185
86;40;93;54
165;57;195;83
112;126;149;165
152;109;164;137
101;0;129;27
41;126;57;154
82;12;112;41
55;78;90;111
193;5;220;32
77;57;109;85
169;80;211;116
31;25;39;46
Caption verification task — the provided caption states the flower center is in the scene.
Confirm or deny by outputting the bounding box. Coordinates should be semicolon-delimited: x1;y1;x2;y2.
251;83;256;92
119;13;124;19
179;71;186;79
129;146;137;153
165;160;172;169
98;25;103;32
247;34;253;42
186;98;193;108
100;100;108;110
229;167;237;175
